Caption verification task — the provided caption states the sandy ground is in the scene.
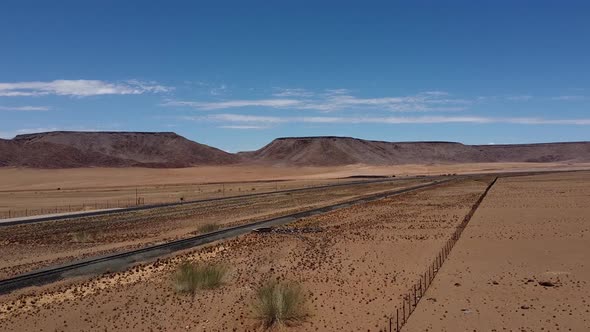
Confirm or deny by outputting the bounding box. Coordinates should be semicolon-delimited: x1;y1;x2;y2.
0;177;492;331
0;178;429;279
1;162;587;217
0;163;587;191
0;178;357;217
404;171;590;331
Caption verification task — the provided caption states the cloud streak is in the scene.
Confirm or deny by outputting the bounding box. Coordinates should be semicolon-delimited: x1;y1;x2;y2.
165;99;302;110
0;105;50;111
551;95;586;101
193;113;590;126
218;125;270;129
164;90;470;113
0;80;171;97
272;88;314;97
506;95;533;101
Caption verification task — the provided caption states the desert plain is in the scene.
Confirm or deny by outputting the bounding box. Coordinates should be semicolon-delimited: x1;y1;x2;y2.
1;162;588;216
0;166;588;331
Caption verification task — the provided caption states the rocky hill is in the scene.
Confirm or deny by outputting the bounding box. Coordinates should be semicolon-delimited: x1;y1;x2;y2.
1;132;588;168
239;136;590;166
3;131;238;168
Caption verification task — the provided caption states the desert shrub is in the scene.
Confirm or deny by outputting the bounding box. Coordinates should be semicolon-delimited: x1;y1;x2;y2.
70;231;95;243
254;280;308;328
198;223;220;233
172;262;227;295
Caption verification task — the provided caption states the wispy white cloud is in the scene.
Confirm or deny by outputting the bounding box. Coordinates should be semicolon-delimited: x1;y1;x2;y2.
551;95;586;101
164;99;301;110
323;88;351;95
272;88;314;97
204;114;288;123
506;95;533;101
209;84;228;96
218;125;270;129
193;113;590;127
0;79;171;97
0;105;50;111
164;90;470;113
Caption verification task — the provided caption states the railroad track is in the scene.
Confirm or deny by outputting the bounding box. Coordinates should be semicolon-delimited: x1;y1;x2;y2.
0;176;432;227
0;178;456;295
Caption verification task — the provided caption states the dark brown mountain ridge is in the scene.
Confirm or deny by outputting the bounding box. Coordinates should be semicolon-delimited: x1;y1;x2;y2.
1;132;588;168
239;136;590;166
3;131;238;168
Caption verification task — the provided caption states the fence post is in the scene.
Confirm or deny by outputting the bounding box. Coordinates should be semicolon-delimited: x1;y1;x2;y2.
419;278;422;298
402;300;405;323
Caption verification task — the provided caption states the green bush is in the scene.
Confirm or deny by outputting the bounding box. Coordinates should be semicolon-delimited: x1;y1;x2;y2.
172;262;227;295
254;280;308;328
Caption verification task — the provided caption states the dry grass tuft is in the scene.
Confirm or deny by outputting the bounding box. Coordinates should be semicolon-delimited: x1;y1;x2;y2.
172;262;227;295
70;231;95;243
197;223;221;233
254;280;308;328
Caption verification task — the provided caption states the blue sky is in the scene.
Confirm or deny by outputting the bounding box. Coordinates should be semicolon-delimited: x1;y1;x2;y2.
1;0;589;152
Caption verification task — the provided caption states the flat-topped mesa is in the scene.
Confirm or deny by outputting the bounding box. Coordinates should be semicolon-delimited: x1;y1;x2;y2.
239;136;590;166
4;131;238;168
13;131;181;141
271;136;462;145
1;132;589;168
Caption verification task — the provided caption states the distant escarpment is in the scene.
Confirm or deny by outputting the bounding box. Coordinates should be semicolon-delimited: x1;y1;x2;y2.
2;131;238;168
1;132;588;168
238;136;590;166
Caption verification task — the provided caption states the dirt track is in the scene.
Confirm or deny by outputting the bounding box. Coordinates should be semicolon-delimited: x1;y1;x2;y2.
404;171;590;331
0;177;492;331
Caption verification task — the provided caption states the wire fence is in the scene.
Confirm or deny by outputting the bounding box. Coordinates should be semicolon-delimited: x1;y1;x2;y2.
0;178;376;220
0;198;146;219
380;177;498;332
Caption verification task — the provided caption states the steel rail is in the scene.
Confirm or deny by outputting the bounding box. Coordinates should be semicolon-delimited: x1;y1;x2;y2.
0;178;455;295
0;176;433;227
